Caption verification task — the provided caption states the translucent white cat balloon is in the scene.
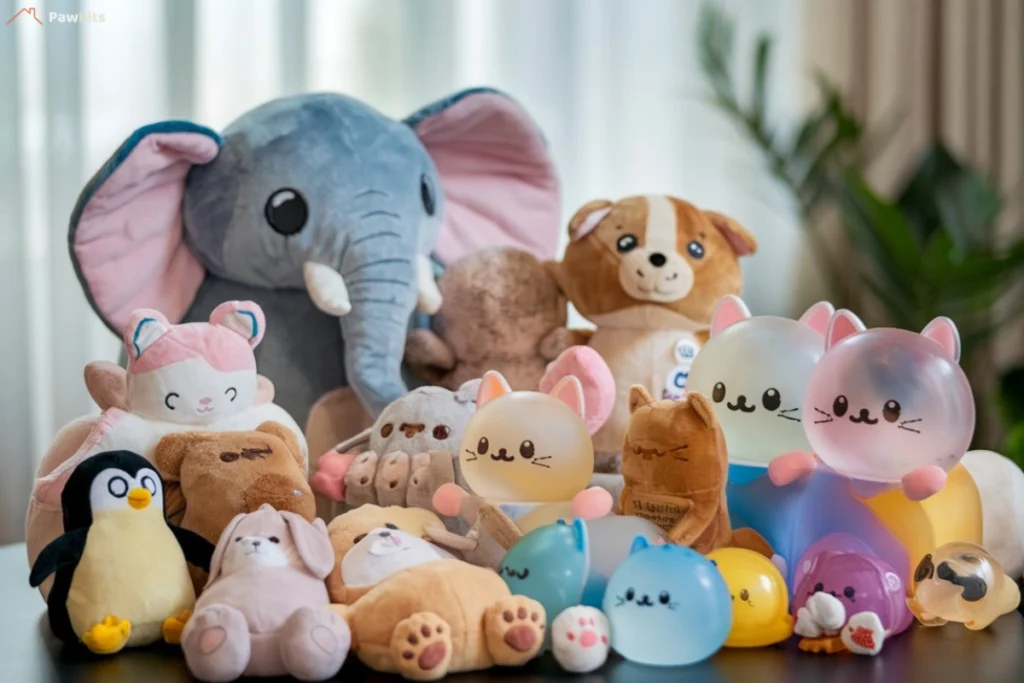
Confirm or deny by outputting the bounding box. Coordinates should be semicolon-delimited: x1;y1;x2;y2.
769;310;975;501
687;295;835;468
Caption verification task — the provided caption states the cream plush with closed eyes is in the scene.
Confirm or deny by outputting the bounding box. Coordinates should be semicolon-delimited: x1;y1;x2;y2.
27;301;305;600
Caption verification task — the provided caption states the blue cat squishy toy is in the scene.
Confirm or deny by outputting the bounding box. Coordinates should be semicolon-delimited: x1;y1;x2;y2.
604;538;732;666
499;516;666;630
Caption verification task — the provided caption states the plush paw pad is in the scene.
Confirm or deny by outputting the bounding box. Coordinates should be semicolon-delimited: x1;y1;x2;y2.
485;596;545;666
162;609;192;645
551;606;610;673
841;612;886;656
390;613;452;681
344;451;380;507
309;452;356;502
82;615;132;655
280;607;351;681
767;451;817;486
181;605;250;682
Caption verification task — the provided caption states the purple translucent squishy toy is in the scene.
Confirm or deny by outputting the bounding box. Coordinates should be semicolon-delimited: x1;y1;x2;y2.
792;548;912;656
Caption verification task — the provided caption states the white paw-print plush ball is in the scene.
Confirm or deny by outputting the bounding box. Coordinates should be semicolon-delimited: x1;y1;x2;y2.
551;606;610;673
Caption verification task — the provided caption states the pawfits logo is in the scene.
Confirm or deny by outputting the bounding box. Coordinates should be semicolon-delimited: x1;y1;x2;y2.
5;6;106;25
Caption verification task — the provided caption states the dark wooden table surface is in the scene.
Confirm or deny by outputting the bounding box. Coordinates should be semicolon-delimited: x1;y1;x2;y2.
2;543;1022;682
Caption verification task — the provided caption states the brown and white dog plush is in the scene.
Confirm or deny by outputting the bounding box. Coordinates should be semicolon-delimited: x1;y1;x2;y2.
547;194;757;471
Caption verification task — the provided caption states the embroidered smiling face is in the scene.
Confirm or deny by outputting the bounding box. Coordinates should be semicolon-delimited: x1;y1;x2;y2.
459;371;593;503
803;311;975;483
687;295;833;467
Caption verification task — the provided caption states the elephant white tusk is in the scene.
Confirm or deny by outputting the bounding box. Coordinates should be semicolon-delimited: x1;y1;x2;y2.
416;254;443;315
303;261;351;316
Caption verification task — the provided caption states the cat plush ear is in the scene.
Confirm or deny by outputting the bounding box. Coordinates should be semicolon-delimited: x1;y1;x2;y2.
826;309;867;350
921;317;961;363
568;200;613;241
548;375;586;418
210;300;265;348
476;371;512;407
688;392;718;430
628;385;655;414
799;301;835;336
709;295;751;337
124;309;172;359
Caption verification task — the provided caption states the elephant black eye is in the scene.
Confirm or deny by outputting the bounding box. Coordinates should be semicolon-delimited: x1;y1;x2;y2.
225;387;237;402
625;588;635;601
268;536;280;544
813;582;824;593
915;554;934;582
384;523;398;530
883;400;901;422
353;533;367;544
833;395;848;417
762;388;781;411
380;423;393;438
107;476;128;498
686;240;705;259
477;437;489;455
739;589;749;601
165;392;179;410
616;234;638;253
420;174;436;216
265;188;308;236
843;586;856;599
432;425;450;440
519;440;535;459
712;382;726;403
659;591;671;604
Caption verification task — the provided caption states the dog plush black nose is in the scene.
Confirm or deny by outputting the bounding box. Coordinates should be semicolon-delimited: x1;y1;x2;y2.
648;252;667;267
252;540;261;547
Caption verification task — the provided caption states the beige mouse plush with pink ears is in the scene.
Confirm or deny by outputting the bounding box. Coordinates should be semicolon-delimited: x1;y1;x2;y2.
181;505;350;682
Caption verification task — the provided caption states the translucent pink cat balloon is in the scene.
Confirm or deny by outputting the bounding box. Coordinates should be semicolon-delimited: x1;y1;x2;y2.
768;310;975;501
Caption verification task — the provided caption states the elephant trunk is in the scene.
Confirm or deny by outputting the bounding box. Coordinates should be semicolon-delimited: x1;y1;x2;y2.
311;215;439;417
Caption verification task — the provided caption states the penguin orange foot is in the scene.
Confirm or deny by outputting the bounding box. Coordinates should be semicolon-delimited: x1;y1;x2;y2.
163;610;192;645
82;615;132;654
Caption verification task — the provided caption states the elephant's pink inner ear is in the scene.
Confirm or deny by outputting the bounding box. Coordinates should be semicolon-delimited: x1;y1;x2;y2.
72;132;218;332
414;92;560;265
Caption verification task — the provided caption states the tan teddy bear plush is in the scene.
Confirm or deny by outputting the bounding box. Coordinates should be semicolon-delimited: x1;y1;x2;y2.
155;421;316;548
548;194;757;472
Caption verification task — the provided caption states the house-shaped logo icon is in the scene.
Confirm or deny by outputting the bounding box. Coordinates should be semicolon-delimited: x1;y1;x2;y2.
5;7;44;25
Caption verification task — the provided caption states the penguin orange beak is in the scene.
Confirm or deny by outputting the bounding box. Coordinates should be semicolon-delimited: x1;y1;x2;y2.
127;488;152;510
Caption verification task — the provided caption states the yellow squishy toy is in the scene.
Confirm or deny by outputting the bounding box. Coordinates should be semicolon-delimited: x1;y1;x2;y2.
708;547;793;647
908;542;1021;630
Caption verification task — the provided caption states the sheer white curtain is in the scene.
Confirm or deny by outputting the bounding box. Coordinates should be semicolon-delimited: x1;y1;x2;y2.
0;0;804;542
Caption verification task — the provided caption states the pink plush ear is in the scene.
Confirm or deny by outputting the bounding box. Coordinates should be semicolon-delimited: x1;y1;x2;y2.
206;511;247;587
70;127;220;334
799;301;835;336
210;300;265;348
921;317;961;363
539;346;616;435
283;512;335;579
123;309;172;359
826;309;867;350
476;370;512;407
547;375;586;419
407;90;560;264
709;295;751;337
571;206;611;241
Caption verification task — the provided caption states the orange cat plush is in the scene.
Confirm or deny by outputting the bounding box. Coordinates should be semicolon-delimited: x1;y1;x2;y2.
620;385;772;556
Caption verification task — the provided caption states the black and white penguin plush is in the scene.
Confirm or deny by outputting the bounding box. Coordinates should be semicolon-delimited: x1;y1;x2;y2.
30;450;213;655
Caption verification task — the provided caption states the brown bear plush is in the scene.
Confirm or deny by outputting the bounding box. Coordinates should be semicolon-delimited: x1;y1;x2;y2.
404;247;574;392
621;385;772;557
547;195;757;472
155;421;316;547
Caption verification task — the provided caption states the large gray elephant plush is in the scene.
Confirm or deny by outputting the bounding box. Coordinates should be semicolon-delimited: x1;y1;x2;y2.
68;88;561;425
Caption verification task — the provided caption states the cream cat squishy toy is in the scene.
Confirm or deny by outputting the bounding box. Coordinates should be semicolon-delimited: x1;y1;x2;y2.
768;310;975;502
27;301;305;597
434;371;612;542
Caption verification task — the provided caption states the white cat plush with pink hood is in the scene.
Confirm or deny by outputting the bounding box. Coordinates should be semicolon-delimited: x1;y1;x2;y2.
26;301;305;596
